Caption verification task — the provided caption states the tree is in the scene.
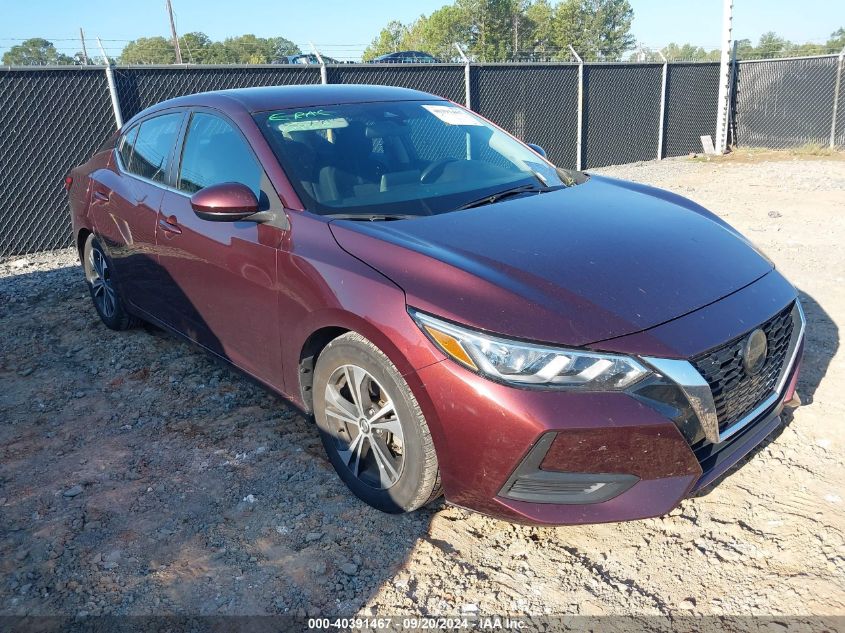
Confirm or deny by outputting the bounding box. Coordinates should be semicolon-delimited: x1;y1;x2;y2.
117;32;297;65
523;0;555;57
735;38;754;60
554;0;634;60
119;36;177;64
660;42;718;62
219;34;298;64
178;31;213;64
2;38;73;65
587;0;634;59
404;6;472;59
364;21;410;60
755;31;790;59
551;0;589;58
825;27;845;52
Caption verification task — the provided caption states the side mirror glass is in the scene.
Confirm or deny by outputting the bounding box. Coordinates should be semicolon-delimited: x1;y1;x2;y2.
190;182;259;222
526;143;547;158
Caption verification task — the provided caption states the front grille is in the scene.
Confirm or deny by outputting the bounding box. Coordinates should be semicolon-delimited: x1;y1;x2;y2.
691;303;794;432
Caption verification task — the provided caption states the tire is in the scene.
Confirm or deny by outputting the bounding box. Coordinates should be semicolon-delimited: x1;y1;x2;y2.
82;234;141;331
313;332;442;513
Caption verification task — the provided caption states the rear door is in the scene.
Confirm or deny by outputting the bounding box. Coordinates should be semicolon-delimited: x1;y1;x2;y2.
89;111;185;314
155;109;285;385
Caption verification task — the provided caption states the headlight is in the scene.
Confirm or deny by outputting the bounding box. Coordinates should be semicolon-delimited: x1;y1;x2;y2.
410;310;650;390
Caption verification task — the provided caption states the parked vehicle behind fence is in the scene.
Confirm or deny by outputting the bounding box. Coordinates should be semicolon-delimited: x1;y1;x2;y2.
371;51;440;63
66;84;804;525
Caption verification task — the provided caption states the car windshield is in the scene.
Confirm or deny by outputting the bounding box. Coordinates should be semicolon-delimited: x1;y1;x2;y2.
254;100;582;217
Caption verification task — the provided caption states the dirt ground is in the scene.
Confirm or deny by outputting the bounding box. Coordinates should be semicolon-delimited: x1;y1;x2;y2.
1;156;843;623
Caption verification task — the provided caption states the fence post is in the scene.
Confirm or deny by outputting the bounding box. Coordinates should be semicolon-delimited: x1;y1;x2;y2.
714;0;734;154
830;46;845;148
97;37;123;129
727;40;739;148
310;42;328;85
454;43;471;109
569;44;584;170
657;51;668;160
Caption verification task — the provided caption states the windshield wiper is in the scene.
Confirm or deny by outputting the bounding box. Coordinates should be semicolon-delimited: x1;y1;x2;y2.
327;213;417;222
457;183;561;211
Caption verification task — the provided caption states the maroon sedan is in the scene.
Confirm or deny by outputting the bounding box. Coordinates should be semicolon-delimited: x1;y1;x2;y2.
67;85;805;525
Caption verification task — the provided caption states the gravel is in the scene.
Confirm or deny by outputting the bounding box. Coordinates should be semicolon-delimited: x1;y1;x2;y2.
1;156;843;618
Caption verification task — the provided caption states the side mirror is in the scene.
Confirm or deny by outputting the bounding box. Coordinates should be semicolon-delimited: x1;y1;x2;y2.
527;143;547;158
190;182;259;222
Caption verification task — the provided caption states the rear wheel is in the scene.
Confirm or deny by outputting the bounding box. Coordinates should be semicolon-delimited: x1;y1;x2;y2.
313;332;441;513
82;234;140;331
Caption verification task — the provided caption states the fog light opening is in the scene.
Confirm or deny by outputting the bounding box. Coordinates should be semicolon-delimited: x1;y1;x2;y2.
499;434;639;505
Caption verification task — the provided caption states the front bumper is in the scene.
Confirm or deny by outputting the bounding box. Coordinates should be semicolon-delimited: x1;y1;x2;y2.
407;274;804;525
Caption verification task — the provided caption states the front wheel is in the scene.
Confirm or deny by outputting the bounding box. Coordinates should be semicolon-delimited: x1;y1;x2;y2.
82;234;140;331
313;332;442;513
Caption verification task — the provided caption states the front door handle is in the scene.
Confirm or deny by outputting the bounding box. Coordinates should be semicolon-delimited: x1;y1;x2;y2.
158;215;182;235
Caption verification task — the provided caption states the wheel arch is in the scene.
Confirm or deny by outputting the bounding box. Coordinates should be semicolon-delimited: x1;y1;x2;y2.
298;325;350;413
292;307;435;415
76;227;92;263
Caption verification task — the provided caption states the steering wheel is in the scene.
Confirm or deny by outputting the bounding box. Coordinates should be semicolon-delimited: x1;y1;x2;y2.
420;157;462;184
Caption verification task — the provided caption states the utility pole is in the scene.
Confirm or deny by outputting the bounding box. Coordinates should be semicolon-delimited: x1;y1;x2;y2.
165;0;183;64
714;0;733;154
79;28;89;65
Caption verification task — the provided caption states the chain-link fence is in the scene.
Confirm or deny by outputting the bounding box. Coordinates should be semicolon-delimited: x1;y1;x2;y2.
114;66;321;120
665;63;720;157
2;56;843;257
0;68;116;256
472;64;579;169
583;64;664;168
326;64;465;103
735;56;841;149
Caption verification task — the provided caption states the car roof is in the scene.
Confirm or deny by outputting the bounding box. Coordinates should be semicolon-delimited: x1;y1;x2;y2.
376;51;432;58
138;84;444;119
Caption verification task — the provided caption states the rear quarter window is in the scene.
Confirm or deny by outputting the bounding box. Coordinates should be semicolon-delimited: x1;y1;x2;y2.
117;126;139;168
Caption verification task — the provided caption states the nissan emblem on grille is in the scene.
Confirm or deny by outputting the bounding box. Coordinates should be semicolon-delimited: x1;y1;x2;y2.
742;328;768;375
690;303;795;433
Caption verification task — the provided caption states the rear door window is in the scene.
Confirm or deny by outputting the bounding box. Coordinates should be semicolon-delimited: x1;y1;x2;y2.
124;113;183;184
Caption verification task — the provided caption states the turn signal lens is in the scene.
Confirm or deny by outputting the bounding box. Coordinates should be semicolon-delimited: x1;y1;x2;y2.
423;325;478;370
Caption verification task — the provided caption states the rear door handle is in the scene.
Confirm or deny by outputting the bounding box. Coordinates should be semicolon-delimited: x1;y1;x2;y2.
158;215;182;235
93;189;110;202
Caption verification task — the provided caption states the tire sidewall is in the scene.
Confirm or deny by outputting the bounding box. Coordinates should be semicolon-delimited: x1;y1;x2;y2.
313;337;429;513
83;235;131;330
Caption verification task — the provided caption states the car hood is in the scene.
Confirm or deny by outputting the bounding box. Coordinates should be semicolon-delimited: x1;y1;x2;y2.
328;175;774;347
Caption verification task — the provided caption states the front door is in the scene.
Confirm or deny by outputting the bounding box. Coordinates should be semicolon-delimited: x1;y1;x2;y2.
155;111;284;385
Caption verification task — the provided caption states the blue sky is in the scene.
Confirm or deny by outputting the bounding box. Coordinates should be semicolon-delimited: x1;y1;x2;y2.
1;0;843;59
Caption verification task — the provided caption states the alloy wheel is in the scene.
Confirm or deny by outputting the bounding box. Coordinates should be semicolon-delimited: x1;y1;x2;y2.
84;241;117;319
323;364;405;490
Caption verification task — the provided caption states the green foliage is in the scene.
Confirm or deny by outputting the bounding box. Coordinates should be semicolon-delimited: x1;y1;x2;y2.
733;27;845;60
2;38;74;65
119;36;177;64
657;42;719;62
364;0;635;62
363;21;411;60
829;28;845;51
117;32;299;65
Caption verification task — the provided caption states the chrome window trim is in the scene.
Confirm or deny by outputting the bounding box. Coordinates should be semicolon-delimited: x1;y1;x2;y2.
643;300;806;445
